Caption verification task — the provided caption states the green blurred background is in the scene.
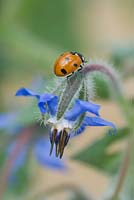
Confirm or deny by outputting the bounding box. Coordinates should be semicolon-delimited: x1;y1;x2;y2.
0;0;134;199
0;0;133;111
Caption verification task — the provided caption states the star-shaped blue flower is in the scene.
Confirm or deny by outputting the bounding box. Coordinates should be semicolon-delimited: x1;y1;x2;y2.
16;87;116;158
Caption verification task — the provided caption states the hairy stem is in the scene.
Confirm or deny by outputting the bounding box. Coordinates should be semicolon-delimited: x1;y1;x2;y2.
83;62;133;119
83;62;122;96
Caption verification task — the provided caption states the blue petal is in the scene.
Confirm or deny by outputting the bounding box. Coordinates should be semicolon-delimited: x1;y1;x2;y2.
84;116;116;129
38;93;58;115
15;88;40;99
72;116;116;136
73;124;87;136
64;99;100;121
47;96;58;116
34;138;66;170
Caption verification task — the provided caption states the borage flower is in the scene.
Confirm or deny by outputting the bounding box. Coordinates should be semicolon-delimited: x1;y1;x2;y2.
16;71;116;158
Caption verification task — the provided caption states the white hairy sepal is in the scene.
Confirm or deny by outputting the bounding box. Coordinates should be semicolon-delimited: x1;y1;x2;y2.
48;117;73;132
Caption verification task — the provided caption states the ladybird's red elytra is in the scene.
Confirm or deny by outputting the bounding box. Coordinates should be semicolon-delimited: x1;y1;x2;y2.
54;51;85;77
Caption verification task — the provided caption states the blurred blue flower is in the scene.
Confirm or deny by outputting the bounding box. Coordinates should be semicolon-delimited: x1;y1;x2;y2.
7;134;66;172
0;111;66;183
16;87;116;158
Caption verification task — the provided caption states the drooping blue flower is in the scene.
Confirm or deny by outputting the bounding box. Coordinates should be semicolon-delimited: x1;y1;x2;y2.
16;87;116;158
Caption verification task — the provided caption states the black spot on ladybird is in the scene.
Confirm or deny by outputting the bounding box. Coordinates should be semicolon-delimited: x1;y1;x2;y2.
73;63;78;67
61;69;67;74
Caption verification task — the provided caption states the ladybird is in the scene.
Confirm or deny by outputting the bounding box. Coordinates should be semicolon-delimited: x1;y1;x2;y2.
54;51;85;77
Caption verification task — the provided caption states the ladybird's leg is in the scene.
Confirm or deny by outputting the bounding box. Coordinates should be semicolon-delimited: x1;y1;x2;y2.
80;64;83;69
77;64;83;71
67;72;74;79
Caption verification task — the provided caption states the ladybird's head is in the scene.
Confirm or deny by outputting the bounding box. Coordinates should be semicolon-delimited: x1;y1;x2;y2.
70;51;85;63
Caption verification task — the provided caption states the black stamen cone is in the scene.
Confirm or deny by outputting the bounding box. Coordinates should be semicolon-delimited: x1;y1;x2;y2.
64;134;70;146
50;129;70;158
59;129;68;158
56;143;60;157
55;131;62;157
49;129;57;156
